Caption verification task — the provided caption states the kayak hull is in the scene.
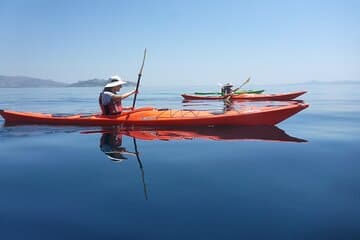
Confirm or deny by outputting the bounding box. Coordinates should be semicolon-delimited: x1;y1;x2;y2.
182;91;307;101
0;103;308;127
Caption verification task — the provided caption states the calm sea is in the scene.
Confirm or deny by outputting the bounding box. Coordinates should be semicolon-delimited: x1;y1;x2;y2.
0;83;359;239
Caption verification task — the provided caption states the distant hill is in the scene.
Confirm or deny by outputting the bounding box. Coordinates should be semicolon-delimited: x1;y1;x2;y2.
0;75;136;88
0;75;66;88
67;78;108;87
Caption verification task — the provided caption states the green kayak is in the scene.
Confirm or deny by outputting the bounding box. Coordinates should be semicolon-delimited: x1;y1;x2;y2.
194;89;265;95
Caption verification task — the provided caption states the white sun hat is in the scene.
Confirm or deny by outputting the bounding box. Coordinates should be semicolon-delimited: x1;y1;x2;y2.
105;75;127;88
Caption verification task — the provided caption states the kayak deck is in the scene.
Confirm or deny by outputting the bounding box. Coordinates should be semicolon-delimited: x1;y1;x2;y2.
0;103;309;126
182;91;307;101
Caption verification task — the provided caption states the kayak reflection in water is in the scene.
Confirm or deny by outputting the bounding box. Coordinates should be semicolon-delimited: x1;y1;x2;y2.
223;98;234;112
93;126;307;143
100;129;137;163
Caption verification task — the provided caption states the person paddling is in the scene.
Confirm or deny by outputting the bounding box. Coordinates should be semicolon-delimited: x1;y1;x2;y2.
99;76;137;115
221;77;251;97
221;83;234;96
221;83;236;110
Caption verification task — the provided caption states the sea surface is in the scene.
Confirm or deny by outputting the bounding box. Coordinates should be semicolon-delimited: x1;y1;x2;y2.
0;82;359;239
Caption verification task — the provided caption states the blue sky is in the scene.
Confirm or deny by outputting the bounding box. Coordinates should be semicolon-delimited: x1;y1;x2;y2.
0;0;359;86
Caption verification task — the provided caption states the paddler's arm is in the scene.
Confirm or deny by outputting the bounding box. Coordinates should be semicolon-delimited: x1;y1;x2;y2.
112;89;137;101
232;87;240;93
224;87;239;97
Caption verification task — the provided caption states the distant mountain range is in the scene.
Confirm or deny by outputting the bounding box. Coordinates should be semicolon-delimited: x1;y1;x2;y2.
0;75;136;88
305;80;360;84
1;75;358;88
0;75;67;88
67;78;111;87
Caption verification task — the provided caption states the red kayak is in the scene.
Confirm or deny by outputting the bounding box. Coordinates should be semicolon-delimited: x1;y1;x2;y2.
182;91;307;101
0;103;308;126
